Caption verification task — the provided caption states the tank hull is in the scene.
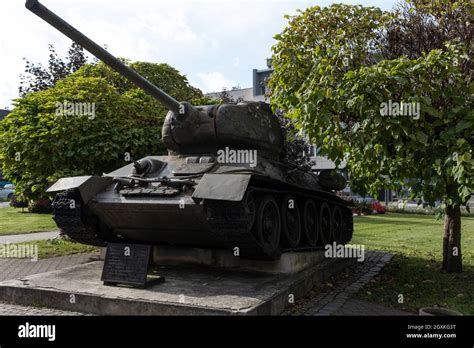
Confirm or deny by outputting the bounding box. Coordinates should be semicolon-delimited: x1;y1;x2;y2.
49;154;353;260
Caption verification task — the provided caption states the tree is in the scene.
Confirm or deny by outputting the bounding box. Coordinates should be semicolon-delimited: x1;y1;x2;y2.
19;42;88;96
269;1;473;272
218;88;244;104
0;61;203;201
276;109;314;170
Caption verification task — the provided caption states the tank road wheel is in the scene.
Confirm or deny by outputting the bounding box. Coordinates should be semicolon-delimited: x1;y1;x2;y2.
256;195;281;257
332;206;344;243
281;195;301;248
319;202;332;246
302;199;318;247
244;192;256;231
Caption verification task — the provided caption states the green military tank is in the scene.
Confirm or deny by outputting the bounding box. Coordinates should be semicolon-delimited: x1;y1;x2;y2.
27;0;353;260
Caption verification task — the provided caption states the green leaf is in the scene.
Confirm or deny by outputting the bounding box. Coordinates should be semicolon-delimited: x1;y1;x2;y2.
416;131;429;145
455;120;471;132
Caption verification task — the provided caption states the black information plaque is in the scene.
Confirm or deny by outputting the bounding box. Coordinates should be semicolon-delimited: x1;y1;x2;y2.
101;243;164;288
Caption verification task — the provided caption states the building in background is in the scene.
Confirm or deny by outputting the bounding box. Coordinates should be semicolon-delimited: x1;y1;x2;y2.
206;59;272;103
251;58;273;101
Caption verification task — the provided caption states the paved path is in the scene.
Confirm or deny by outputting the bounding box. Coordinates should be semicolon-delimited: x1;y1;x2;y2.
0;231;59;244
335;299;410;315
0;252;99;282
0;302;90;316
0;202;9;208
0;252;100;315
284;250;413;316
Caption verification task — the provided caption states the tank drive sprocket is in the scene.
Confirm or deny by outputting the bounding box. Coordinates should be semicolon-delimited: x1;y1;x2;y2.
51;191;107;246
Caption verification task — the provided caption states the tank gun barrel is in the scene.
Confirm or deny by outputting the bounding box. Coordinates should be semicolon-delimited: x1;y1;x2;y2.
25;0;181;113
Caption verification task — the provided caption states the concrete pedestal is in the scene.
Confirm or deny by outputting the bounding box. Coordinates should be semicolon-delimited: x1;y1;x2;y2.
0;250;356;315
152;246;327;274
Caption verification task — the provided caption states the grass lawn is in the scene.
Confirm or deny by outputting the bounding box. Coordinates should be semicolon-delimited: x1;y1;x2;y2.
352;213;474;314
13;239;99;259
0;207;57;235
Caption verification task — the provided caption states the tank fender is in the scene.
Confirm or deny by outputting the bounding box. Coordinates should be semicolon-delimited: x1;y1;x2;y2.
192;174;251;201
46;176;113;203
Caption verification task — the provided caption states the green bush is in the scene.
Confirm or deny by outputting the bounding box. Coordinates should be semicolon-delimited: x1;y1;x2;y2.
353;201;373;215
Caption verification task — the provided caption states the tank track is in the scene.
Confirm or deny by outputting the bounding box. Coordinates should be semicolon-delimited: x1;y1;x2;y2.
205;197;264;259
205;186;354;260
51;191;107;247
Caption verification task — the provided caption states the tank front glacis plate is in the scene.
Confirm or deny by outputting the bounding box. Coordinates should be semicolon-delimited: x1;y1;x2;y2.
89;193;222;247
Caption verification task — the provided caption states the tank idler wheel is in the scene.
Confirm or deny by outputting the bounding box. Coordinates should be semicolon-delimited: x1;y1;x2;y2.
303;198;318;247
256;195;281;258
332;205;343;244
280;195;301;248
319;202;332;246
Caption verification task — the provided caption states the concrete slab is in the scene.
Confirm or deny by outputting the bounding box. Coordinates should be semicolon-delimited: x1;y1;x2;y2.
152;246;327;274
0;255;356;315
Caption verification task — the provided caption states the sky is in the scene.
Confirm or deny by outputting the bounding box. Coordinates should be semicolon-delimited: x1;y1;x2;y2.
0;0;396;108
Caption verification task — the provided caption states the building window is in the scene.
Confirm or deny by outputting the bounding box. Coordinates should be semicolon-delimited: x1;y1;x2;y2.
308;146;321;157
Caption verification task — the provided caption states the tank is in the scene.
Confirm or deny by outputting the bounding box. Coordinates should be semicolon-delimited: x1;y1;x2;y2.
27;0;353;260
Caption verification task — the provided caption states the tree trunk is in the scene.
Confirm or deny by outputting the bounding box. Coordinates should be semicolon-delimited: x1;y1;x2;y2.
442;204;462;273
